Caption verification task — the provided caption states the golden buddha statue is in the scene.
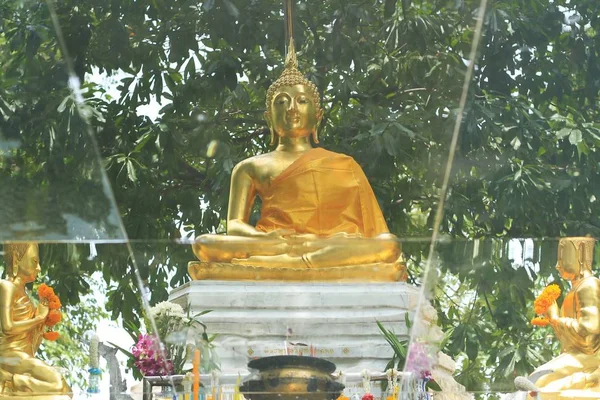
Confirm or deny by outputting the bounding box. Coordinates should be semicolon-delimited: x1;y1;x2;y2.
0;242;71;398
517;237;600;397
189;39;406;282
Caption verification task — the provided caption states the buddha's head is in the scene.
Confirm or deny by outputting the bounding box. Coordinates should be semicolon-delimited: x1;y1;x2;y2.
555;237;595;280
3;242;40;283
265;39;323;145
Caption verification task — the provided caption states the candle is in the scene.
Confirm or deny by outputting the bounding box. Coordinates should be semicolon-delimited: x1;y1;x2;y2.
87;333;101;394
193;348;201;400
210;370;217;400
233;374;241;400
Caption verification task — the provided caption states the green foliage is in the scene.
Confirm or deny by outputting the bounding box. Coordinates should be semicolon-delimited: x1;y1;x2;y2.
378;320;408;371
433;239;566;392
378;319;441;391
2;0;600;394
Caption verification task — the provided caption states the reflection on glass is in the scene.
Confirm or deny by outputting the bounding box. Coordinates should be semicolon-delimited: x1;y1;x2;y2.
401;0;490;395
0;3;123;241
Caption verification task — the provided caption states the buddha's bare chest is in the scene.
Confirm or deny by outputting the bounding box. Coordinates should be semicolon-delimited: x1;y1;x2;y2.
252;153;305;187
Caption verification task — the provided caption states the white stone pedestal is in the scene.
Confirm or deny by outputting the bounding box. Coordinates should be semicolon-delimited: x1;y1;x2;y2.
169;281;418;374
169;280;470;399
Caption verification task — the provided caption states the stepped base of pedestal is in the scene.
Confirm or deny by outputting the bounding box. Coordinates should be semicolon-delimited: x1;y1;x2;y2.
170;281;418;374
169;280;471;399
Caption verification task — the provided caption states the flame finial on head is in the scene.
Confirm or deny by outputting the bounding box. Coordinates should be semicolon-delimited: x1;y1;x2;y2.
284;37;298;70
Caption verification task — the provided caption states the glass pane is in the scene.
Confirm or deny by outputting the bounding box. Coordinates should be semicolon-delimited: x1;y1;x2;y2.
0;0;124;241
432;0;600;396
16;0;600;397
400;0;490;397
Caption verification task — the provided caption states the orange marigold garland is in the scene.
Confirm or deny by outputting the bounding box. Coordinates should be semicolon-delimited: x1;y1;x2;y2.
533;284;561;315
37;283;62;340
37;283;55;299
531;284;561;328
48;295;61;310
43;331;60;341
531;317;550;327
46;310;62;327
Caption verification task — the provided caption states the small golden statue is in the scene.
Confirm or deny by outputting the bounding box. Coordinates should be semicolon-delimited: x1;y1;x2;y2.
189;39;405;282
517;237;600;397
0;242;71;398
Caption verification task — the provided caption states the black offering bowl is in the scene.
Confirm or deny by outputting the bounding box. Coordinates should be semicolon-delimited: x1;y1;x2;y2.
240;356;345;400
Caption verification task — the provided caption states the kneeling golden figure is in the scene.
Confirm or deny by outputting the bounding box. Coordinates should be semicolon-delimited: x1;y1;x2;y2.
520;237;600;398
189;40;405;282
0;243;71;398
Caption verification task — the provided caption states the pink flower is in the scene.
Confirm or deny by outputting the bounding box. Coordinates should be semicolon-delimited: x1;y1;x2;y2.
132;334;174;376
405;342;435;379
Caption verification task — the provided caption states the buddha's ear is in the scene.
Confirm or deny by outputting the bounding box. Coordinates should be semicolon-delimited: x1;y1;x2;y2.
316;108;324;123
312;110;323;144
312;109;323;144
578;242;589;274
264;111;276;146
11;259;19;278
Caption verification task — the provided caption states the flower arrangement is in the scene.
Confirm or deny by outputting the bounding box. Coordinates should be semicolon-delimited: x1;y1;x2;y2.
377;321;441;392
531;284;561;327
37;283;62;341
132;333;174;376
150;301;191;338
405;342;439;399
405;342;435;380
112;301;216;379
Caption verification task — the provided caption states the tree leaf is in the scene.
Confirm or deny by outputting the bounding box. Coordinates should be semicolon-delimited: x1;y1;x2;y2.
126;159;137;183
465;333;478;361
556;127;571;139
223;0;239;18
384;0;396;18
569;129;582;145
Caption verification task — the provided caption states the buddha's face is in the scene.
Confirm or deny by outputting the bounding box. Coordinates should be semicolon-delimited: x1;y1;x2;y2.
556;242;580;280
17;245;41;283
266;84;322;139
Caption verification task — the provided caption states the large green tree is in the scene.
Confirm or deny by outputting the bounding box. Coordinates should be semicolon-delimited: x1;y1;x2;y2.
2;0;600;395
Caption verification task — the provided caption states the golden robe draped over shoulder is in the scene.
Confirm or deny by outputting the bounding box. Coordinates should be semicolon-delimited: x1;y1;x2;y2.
0;290;40;357
555;276;600;355
255;148;389;237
